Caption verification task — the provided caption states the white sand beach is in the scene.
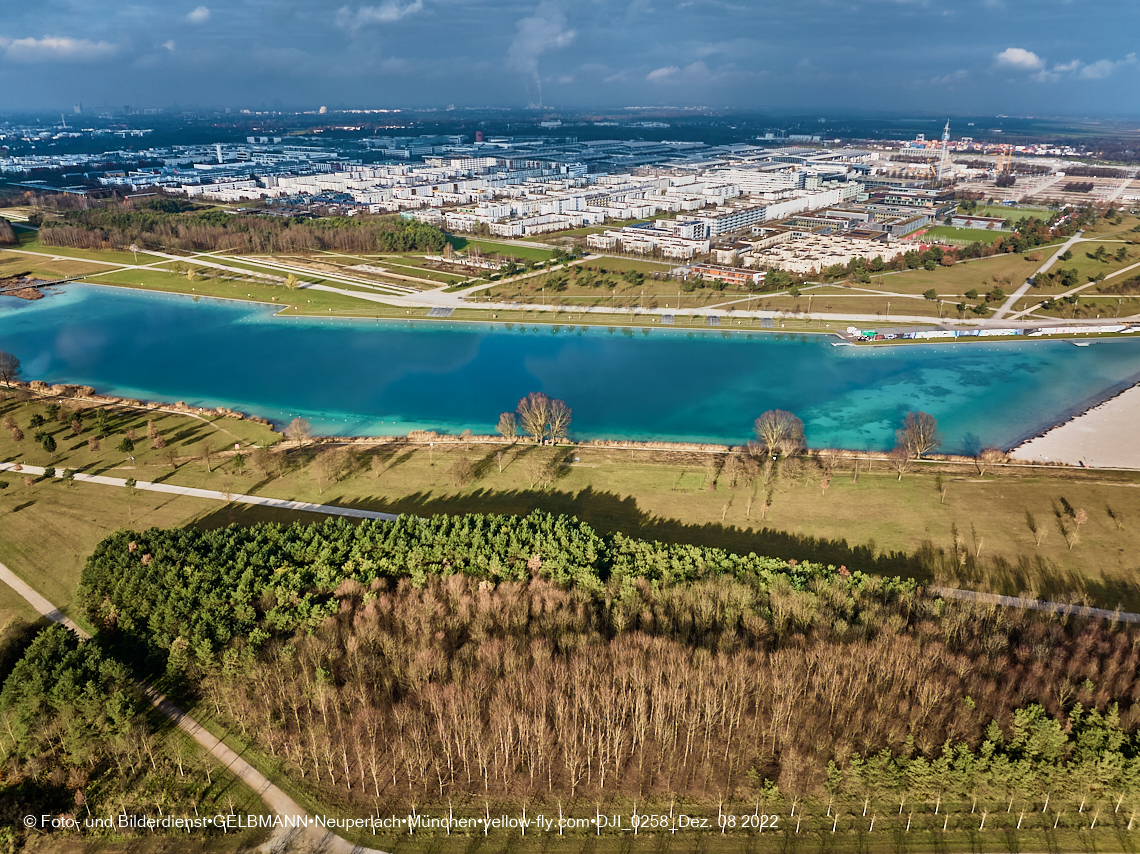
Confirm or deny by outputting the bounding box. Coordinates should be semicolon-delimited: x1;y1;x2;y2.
1010;383;1140;468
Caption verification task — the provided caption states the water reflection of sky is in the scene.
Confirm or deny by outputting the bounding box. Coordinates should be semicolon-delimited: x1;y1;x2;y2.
2;285;1140;452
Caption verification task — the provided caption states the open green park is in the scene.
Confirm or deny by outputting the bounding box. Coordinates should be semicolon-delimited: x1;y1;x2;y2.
8;204;1140;853
5;389;1140;617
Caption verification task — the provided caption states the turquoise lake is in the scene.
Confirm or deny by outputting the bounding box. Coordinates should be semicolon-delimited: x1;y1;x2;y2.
3;285;1140;453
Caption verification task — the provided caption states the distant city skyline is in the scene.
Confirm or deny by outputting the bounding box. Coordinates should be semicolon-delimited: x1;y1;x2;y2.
0;0;1137;116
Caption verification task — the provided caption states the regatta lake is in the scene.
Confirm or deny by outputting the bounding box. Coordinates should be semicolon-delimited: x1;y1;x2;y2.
3;285;1140;454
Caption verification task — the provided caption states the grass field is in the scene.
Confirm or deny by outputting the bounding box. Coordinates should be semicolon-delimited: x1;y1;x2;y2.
0;579;38;638
1084;212;1140;240
958;203;1051;220
867;253;1043;297
6;384;1140;610
446;236;554;262
580;256;676;274
0;251;110;281
926;225;1011;244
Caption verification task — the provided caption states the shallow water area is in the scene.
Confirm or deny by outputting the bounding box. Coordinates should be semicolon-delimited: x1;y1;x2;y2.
2;285;1140;453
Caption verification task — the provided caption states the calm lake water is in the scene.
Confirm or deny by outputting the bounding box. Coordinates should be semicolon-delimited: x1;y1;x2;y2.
3;285;1140;453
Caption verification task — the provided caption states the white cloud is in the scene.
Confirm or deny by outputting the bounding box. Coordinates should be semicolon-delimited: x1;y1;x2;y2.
336;0;423;30
931;69;968;86
162;40;176;51
647;65;678;81
994;47;1043;71
1028;53;1135;83
1;35;117;62
1080;53;1136;79
507;1;576;104
185;6;210;24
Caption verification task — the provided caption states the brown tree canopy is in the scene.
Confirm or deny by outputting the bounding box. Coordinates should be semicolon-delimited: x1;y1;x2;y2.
516;393;551;441
897;411;941;458
496;411;517;440
516;393;572;443
548;398;572;441
753;409;805;458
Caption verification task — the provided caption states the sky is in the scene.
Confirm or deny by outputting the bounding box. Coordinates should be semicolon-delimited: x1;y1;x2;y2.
0;0;1137;116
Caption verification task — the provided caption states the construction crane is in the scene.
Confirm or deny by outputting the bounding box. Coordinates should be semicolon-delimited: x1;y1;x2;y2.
994;144;1016;188
993;144;1013;176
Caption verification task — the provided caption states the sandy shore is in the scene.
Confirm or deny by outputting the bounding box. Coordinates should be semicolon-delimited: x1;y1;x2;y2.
1010;382;1140;468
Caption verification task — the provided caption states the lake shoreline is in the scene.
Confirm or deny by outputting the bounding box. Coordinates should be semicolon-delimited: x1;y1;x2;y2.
8;379;1104;471
1009;380;1140;468
23;279;1140;345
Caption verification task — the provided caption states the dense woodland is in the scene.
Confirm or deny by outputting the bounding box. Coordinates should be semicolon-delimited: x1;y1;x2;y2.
38;199;447;254
61;512;1140;815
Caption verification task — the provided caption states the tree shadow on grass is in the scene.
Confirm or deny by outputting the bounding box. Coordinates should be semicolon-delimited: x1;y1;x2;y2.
188;484;901;577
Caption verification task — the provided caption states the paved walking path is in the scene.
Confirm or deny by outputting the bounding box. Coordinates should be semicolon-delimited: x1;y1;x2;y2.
0;563;389;853
991;230;1084;321
929;586;1140;623
0;462;399;522
1002;255;1140;323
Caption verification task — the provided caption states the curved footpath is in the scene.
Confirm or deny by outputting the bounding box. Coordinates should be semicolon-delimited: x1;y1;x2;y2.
0;559;388;854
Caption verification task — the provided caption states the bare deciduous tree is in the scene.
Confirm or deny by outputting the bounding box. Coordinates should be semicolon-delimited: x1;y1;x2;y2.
311;452;338;495
450;457;475;487
975;446;1005;476
0;351;20;387
889;445;912;480
523;452;555;489
517;393;552;442
548;399;572;442
753;410;805;459
286;417;312;448
496;412;517;440
897;411;941;459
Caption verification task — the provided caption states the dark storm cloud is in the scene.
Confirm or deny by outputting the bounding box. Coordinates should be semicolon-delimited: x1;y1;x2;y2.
0;0;1136;114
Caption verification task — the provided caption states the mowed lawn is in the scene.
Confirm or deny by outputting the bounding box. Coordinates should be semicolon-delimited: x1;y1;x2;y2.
445;236;553;262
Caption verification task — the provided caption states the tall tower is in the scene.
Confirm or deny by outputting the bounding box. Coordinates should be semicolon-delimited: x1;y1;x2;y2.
937;121;951;180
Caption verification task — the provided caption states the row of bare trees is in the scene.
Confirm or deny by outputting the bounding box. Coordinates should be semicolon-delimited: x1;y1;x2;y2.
498;392;571;444
201;572;1140;806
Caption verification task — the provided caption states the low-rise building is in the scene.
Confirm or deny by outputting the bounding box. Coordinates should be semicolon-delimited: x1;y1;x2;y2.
950;214;1009;230
690;264;766;287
